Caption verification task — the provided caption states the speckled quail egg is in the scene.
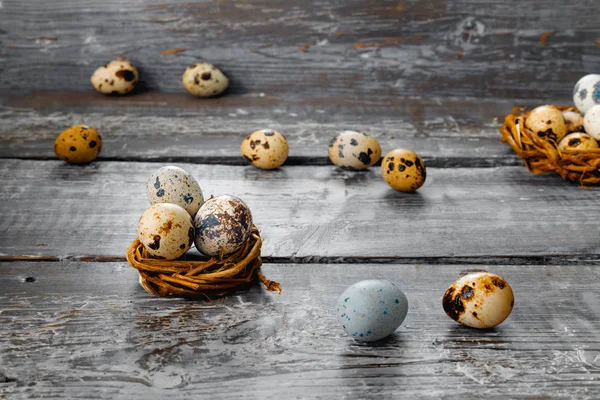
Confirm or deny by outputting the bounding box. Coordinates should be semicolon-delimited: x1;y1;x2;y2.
583;104;600;140
328;131;382;169
147;166;204;217
137;203;195;260
443;272;514;329
194;195;253;257
91;60;139;95
240;129;289;170
182;63;229;97
558;132;599;151
336;280;409;342
562;111;584;133
54;124;102;164
524;105;568;143
573;74;600;114
381;149;426;192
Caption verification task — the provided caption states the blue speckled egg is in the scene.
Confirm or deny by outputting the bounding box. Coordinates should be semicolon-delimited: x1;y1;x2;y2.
147;166;204;217
336;280;408;342
573;74;600;114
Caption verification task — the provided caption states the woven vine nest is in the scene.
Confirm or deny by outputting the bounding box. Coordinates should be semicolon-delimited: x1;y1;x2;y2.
126;225;281;299
500;105;600;184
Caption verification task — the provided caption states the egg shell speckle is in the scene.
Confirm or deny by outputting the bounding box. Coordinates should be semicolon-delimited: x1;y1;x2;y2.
147;166;204;217
442;272;514;329
328;131;381;169
240;129;289;170
182;63;229;97
137;203;195;261
524;105;568;143
193;195;253;257
90;60;139;95
381;148;426;192
573;74;600;114
583;104;600;140
336;280;408;342
54;124;102;164
558;132;599;151
562;111;584;133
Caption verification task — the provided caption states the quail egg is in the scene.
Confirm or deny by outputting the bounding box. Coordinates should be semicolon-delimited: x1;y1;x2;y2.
137;203;195;260
381;149;426;192
524;105;568;143
583;104;600;140
328;131;381;169
240;129;289;170
91;60;139;95
562;111;584;133
54;124;102;164
573;74;600;114
147;166;204;217
558;132;599;151
182;63;229;97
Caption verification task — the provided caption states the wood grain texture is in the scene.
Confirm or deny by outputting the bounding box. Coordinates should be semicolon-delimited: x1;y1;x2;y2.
1;261;600;399
0;159;598;260
2;0;600;99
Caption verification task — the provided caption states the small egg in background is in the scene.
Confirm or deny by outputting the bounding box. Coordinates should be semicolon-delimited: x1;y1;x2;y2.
182;63;229;97
562;111;584;133
558;132;599;151
194;195;253;257
336;279;409;342
147;166;204;217
137;203;195;260
583;104;600;140
524;105;568;143
381;149;426;192
54;124;102;164
328;131;382;169
240;129;289;170
442;272;514;329
91;60;139;95
573;74;600;114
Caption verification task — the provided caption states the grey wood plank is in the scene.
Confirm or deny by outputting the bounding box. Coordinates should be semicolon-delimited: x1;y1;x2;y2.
0;160;598;260
1;0;599;99
1;262;599;399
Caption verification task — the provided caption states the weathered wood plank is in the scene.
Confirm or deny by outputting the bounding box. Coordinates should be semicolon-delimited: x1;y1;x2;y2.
2;0;600;98
1;262;599;398
0;160;598;260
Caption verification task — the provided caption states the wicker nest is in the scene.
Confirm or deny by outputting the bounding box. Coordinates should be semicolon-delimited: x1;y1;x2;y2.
126;225;281;299
500;105;600;184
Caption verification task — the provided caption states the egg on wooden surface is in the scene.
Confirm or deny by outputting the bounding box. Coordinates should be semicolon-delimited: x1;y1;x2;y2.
147;166;204;217
137;203;195;260
90;60;139;95
54;124;102;164
583;104;600;140
240;129;289;170
442;272;514;329
381;149;426;192
573;74;600;114
193;195;253;257
558;132;599;151
182;63;229;97
562;111;584;133
524;105;568;143
336;280;409;342
328;131;381;169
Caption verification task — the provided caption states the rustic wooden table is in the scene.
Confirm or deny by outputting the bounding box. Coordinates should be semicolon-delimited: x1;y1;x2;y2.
2;1;600;398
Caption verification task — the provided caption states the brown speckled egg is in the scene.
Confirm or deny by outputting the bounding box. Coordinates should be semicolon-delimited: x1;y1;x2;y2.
54;124;102;164
91;60;139;95
443;272;514;329
328;131;381;169
562;111;584;133
194;195;253;257
182;63;229;97
381;149;426;192
137;203;194;260
240;129;289;170
558;132;599;151
524;105;567;143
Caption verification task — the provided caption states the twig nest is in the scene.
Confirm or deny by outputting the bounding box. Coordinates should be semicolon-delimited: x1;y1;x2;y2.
91;60;139;95
524;105;567;143
562;110;584;133
54;124;102;164
240;129;289;169
328;131;381;169
558;132;599;151
182;63;229;97
573;74;600;114
137;203;194;260
381;149;426;192
583;104;600;140
193;195;253;257
147;166;204;217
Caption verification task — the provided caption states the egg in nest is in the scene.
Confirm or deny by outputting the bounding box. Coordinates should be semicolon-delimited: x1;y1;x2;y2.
524;105;567;143
558;132;598;151
147;166;204;217
573;74;600;114
137;203;195;260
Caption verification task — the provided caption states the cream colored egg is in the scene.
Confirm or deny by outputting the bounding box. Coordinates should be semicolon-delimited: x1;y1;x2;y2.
525;105;568;143
240;129;289;169
443;272;514;329
573;74;600;114
328;131;381;169
558;132;599;151
381;149;426;192
137;203;194;260
562;111;584;133
182;63;229;97
583;104;600;140
90;60;139;95
147;166;204;217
